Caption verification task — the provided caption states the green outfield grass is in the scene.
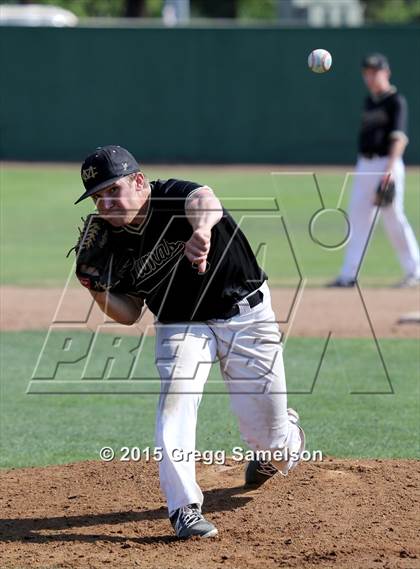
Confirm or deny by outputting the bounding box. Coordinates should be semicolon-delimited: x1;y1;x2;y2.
1;331;418;468
1;165;419;286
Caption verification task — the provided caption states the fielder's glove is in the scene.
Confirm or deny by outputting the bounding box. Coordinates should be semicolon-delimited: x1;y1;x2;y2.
373;175;395;207
69;214;130;292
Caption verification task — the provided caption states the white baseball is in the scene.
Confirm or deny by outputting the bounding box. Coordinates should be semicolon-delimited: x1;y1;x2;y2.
308;49;332;74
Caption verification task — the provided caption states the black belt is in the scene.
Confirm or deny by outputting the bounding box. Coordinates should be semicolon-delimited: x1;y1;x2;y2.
361;152;387;159
222;290;264;319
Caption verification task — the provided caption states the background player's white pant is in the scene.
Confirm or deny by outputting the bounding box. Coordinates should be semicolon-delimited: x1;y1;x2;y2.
340;156;420;281
154;282;301;514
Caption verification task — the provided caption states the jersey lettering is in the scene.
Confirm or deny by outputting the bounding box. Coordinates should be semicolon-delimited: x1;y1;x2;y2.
133;240;185;280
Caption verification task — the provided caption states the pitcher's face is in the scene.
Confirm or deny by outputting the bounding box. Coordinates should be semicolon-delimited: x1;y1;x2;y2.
92;173;148;226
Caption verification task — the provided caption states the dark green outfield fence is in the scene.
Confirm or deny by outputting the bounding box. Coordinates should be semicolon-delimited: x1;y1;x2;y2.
1;26;419;164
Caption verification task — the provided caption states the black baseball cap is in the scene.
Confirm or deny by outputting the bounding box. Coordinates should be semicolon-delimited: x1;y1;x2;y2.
362;53;390;71
75;145;140;204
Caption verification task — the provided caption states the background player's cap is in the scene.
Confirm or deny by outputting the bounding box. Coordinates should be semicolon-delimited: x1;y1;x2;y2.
75;145;140;204
361;53;390;71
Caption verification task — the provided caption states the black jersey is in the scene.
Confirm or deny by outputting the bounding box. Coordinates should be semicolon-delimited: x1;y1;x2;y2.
358;88;408;156
110;179;266;322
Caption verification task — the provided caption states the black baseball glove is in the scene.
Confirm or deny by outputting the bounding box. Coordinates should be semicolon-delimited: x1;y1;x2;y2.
374;176;395;207
69;214;132;292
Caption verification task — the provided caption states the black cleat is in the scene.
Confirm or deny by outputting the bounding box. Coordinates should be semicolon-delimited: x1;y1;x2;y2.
170;504;218;539
244;408;305;488
326;277;356;288
245;459;278;488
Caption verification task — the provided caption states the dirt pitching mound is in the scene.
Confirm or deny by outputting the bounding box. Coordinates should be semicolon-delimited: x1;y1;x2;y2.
1;459;419;569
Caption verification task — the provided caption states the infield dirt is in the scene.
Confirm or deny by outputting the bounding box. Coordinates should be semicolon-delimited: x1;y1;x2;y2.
1;286;419;338
1;459;419;569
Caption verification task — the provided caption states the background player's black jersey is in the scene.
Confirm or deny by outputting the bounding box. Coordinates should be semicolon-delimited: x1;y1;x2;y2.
111;179;266;322
358;89;408;156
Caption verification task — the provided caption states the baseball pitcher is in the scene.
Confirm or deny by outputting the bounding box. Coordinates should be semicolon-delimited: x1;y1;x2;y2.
72;145;305;539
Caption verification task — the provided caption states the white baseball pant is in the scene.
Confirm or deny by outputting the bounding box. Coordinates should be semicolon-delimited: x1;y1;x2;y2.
154;282;302;514
340;156;420;281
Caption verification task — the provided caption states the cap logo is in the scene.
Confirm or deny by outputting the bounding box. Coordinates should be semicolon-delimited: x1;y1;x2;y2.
122;161;128;171
82;165;98;182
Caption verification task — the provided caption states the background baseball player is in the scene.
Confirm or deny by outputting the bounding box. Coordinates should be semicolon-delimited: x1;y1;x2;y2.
329;53;420;288
73;145;305;540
